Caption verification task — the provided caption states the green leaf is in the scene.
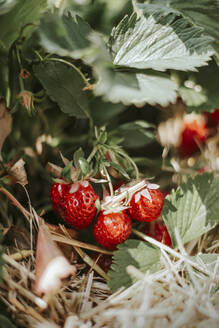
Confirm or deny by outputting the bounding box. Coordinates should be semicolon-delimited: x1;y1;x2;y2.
95;198;101;211
213;44;219;65
108;239;161;292
33;61;89;118
73;148;85;169
61;160;73;181
109;13;214;71
39;12;92;59
78;158;90;175
0;52;8;98
94;66;177;106
85;31;177;106
162;173;219;248
115;120;155;148
8;47;20;107
178;62;219;113
90;97;125;126
109;162;130;180
98;129;108;144
137;0;219;41
0;0;17;15
0;0;48;49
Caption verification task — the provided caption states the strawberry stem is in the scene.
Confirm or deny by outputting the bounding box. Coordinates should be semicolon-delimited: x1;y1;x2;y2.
15;45;25;93
87;146;98;163
103;165;114;197
116;149;139;180
101;179;148;213
46;57;89;86
52;234;113;255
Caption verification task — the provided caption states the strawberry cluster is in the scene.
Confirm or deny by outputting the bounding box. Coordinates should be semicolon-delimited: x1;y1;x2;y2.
49;126;172;252
50;178;170;250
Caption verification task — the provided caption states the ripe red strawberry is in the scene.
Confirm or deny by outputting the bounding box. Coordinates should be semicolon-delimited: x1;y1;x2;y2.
51;180;98;229
50;181;70;217
179;116;208;157
93;211;132;249
63;181;98;229
142;222;172;247
128;185;164;222
91;252;112;273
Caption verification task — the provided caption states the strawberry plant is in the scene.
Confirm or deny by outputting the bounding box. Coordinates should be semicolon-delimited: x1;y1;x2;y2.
0;0;219;327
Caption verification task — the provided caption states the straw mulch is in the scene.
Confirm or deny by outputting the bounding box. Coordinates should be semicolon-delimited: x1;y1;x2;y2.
0;229;218;328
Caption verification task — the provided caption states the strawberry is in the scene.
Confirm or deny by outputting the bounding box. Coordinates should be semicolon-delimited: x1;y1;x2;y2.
93;211;132;249
63;181;98;229
142;222;172;247
51;180;98;229
128;184;164;222
50;181;70;217
91;252;112;273
179;115;208;157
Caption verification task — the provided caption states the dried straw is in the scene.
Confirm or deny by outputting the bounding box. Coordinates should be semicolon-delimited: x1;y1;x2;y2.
0;231;218;328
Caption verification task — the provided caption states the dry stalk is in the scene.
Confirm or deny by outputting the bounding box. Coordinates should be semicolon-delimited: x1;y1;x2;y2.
7;250;33;261
0;242;218;328
51;233;113;255
73;246;108;281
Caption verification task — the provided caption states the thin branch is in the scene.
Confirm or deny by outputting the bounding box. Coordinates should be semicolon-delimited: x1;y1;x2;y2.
0;186;30;220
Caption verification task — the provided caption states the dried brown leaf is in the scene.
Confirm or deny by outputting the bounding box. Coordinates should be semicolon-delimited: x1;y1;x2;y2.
20;91;33;110
23;147;36;158
9;158;28;186
34;221;76;296
60;152;69;166
46;223;79;258
46;162;62;177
